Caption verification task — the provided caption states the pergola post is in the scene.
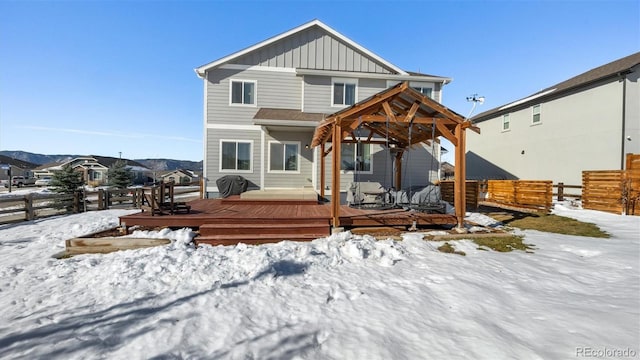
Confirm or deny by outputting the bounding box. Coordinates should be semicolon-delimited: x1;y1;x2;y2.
454;124;467;228
394;150;404;190
330;121;342;228
320;143;326;199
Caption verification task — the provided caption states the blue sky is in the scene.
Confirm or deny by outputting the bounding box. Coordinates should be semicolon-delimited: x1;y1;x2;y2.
0;0;638;162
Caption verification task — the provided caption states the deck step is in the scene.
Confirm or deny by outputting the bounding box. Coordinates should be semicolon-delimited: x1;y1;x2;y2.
199;222;329;236
200;218;329;225
195;233;327;247
220;198;319;205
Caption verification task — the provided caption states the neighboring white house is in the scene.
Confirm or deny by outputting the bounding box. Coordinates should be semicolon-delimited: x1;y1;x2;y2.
161;169;199;184
195;19;452;198
467;52;640;185
33;156;152;186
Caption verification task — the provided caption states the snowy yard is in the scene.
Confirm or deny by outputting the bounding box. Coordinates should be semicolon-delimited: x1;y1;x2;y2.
0;204;638;359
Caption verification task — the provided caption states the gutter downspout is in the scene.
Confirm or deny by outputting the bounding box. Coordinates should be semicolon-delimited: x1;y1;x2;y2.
621;73;627;170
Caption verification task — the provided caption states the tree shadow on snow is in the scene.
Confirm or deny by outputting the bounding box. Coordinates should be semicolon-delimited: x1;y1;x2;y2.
0;292;207;358
0;260;309;358
220;260;308;289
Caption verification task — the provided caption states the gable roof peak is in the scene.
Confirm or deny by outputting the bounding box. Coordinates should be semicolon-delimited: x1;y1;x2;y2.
195;19;408;77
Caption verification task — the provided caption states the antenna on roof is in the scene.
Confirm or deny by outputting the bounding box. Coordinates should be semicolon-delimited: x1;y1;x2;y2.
466;94;485;119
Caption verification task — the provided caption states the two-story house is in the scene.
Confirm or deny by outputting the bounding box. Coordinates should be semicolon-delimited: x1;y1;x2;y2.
196;20;452;199
467;52;640;186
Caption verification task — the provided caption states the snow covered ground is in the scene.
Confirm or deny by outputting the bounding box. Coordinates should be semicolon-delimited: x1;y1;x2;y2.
0;204;638;359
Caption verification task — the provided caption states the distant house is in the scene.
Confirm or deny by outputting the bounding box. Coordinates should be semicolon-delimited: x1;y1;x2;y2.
440;161;455;180
161;169;199;184
195;19;452;198
33;156;152;186
0;155;38;181
467;52;640;185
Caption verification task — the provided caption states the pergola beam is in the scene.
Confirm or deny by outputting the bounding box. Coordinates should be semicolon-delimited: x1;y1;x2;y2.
359;115;458;126
404;102;420;123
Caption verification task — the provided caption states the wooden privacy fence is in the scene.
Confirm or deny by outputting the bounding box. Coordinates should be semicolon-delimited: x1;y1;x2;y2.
485;180;553;212
440;180;479;209
554;183;582;201
582;154;640;215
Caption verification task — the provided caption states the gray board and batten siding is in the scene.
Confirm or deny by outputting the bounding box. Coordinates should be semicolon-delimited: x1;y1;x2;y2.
230;26;395;74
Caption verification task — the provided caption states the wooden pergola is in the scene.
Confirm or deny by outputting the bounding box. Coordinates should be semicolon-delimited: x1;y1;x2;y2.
311;81;479;228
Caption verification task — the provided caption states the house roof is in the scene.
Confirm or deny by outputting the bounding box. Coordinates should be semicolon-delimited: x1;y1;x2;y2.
34;156;149;171
311;81;476;149
34;161;64;171
161;169;199;178
441;161;455;172
472;52;640;122
90;156;147;169
196;19;411;77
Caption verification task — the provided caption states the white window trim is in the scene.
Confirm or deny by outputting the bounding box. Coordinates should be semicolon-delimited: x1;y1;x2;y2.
409;81;435;99
267;141;301;174
229;79;257;107
502;114;511;132
386;80;401;88
531;104;542;125
339;140;374;175
219;139;254;173
331;77;358;107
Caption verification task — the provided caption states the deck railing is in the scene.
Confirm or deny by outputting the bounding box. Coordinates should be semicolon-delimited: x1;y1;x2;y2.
0;185;201;225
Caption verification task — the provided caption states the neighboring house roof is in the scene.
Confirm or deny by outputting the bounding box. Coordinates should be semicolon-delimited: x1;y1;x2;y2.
90;155;147;169
161;169;198;178
472;52;640;122
34;161;63;171
0;155;38;169
441;161;455;172
195;19;451;84
34;156;150;172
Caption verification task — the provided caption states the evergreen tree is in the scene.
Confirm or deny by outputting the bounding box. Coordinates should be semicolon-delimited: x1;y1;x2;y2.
108;160;134;189
50;164;84;194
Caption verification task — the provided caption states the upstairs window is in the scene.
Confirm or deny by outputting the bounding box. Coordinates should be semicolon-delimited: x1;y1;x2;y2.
230;80;256;105
412;86;433;99
341;142;372;173
333;78;357;106
269;142;299;172
221;140;252;172
502;114;510;131
532;104;541;124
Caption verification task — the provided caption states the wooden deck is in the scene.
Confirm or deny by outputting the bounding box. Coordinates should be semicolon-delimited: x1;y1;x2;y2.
119;196;457;246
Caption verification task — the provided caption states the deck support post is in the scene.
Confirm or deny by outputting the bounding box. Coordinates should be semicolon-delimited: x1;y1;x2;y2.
454;124;466;228
331;121;342;228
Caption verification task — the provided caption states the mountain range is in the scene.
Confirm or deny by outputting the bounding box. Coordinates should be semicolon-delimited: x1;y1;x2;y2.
0;151;203;172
